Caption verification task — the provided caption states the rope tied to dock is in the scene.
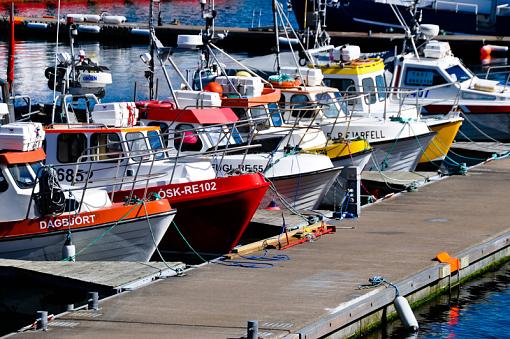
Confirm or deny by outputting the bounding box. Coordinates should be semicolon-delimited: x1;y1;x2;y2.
358;276;400;296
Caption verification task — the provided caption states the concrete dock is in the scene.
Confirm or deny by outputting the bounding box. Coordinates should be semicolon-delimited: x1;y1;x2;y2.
10;156;510;338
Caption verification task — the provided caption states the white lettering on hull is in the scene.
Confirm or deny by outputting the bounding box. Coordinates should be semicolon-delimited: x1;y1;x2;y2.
40;214;96;229
156;182;217;199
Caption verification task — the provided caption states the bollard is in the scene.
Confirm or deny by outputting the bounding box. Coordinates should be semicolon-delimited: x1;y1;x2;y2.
36;310;48;331
88;292;99;310
247;320;258;339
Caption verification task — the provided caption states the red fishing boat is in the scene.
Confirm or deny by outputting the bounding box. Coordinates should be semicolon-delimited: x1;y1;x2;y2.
43;100;270;255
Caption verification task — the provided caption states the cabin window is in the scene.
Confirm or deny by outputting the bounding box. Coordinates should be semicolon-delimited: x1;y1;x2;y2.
57;133;87;163
375;75;387;101
290;94;316;118
362;78;377;105
90;133;123;161
268;103;283;127
126;132;149;162
8;164;36;189
174;124;203;152
403;67;447;86
323;78;356;93
317;92;342;118
148;122;170;146
461;92;497;101
147;130;166;160
0;169;8;192
445;65;472;82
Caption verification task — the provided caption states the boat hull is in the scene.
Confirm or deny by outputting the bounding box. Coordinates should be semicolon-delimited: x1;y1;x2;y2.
423;105;510;141
419;118;463;164
262;167;342;211
118;173;270;256
291;0;509;35
365;131;437;172
0;204;175;262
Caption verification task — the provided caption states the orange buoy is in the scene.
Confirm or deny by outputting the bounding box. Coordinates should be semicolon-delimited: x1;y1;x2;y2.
204;81;223;96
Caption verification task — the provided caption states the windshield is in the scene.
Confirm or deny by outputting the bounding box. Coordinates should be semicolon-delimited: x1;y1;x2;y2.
446;65;473;82
317;92;347;118
205;125;242;147
126;132;149;162
8;163;36;189
29;161;44;178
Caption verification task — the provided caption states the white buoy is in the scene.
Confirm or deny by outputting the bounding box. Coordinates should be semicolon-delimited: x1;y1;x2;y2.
394;296;419;331
131;28;150;36
27;22;48;30
78;25;101;34
62;243;76;262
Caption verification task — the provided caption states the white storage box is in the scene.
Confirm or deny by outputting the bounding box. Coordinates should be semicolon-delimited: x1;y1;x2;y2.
280;67;324;86
0;122;45;151
423;41;452;59
215;76;264;97
174;90;222;108
341;45;361;62
0;103;9;117
92;102;139;127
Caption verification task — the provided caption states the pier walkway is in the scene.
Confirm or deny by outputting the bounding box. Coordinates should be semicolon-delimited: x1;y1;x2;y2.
13;157;510;338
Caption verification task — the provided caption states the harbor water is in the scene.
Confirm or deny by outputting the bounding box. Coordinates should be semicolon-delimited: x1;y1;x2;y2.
365;261;510;338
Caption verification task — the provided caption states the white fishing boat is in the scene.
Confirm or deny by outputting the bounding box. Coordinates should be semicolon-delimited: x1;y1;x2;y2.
0;122;175;261
137;98;341;211
390;35;510;141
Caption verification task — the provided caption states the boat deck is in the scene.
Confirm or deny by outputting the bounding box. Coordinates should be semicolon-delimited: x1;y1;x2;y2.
12;157;510;338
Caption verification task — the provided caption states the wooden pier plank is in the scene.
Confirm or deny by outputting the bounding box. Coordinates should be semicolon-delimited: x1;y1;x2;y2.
0;260;185;289
13;158;510;339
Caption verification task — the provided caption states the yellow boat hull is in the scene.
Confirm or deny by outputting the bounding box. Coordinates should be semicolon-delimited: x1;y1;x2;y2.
305;139;372;167
419;118;463;164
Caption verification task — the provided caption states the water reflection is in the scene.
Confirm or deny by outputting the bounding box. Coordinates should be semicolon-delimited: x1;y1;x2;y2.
0;41;216;104
1;0;287;28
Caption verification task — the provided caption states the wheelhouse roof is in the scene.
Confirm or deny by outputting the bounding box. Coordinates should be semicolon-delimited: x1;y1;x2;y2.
44;124;160;134
142;107;239;124
0;148;46;165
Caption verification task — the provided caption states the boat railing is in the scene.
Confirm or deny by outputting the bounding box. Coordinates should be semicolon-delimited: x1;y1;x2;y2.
341;82;462;117
70;118;263;188
483;65;510;93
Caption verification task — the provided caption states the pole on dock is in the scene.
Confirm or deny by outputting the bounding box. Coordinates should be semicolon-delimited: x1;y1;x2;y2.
148;0;155;100
36;311;48;331
88;291;99;310
247;320;258;339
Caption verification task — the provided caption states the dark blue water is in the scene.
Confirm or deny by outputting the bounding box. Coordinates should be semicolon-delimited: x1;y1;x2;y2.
2;0;294;28
365;261;510;339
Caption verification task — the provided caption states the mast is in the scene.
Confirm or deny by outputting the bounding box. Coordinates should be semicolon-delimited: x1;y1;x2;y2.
148;0;155;100
272;0;281;74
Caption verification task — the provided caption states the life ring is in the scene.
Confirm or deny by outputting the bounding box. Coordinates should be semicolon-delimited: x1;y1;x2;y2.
269;79;302;88
350;59;373;67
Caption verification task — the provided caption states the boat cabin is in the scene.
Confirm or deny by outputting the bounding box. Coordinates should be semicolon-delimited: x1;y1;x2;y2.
390;41;510;104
